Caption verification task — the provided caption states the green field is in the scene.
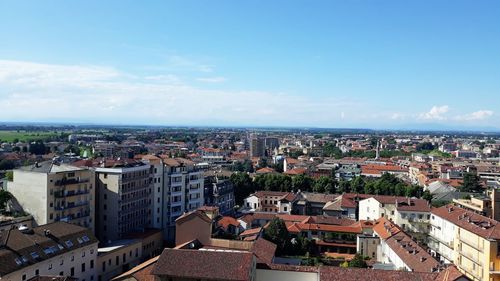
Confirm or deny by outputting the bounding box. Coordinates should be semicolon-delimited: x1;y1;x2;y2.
0;131;60;143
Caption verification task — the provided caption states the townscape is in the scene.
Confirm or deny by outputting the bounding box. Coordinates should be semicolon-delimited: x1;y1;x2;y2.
0;125;499;281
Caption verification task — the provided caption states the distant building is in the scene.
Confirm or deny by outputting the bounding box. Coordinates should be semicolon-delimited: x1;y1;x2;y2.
264;137;280;150
7;161;96;232
250;138;265;158
204;176;235;215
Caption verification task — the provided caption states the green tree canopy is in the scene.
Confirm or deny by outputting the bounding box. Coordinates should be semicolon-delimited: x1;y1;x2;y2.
263;218;290;255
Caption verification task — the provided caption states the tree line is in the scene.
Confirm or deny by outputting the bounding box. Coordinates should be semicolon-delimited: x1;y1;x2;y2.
230;172;425;205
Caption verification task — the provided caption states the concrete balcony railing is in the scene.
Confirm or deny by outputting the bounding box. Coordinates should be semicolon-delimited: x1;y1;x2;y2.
55;178;90;186
54;189;90;198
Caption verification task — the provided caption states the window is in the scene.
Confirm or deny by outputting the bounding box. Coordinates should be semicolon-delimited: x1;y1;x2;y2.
102;261;106;272
90;260;94;269
22;274;26;281
82;251;85;257
71;255;74;262
82;262;86;272
59;271;64;276
15;258;22;265
35;269;39;275
284;206;288;212
103;173;108;179
70;267;74;276
122;253;126;263
30;252;40;259
77;237;84;244
48;263;52;270
65;240;74;248
116;256;119;265
60;259;64;265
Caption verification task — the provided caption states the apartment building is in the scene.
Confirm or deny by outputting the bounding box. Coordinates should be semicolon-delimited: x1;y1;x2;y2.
250;138;265;158
161;157;204;241
7;161;96;232
94;160;152;242
138;155;164;230
359;196;431;233
204;175;235;215
243;191;297;214
431;205;500;281
0;222;98;281
371;217;440;273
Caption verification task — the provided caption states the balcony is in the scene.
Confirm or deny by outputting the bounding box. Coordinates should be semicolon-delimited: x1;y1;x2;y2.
55;178;90;186
56;212;90;222
54;189;90;198
54;201;89;210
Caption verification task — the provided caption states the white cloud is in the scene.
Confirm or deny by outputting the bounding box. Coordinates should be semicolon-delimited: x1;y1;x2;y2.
0;59;359;126
196;76;226;83
418;105;449;120
390;113;405;120
455;110;494;121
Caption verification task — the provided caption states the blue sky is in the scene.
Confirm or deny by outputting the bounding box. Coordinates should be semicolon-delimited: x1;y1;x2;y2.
0;1;499;129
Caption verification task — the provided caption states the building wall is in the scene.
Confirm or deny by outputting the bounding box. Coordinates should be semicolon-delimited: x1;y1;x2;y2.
379;239;410;271
8;171;49;225
428;214;455;263
175;215;212;246
357;235;380;259
96;165;152;242
394;210;430;233
97;241;143;281
359;198;382;221
255;269;317;281
4;243;98;281
8;168;96;233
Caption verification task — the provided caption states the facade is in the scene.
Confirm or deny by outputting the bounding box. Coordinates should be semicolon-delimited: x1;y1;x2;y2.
430;205;500;281
7;161;96;232
204;176;235;215
250;138;265;158
0;222;98;281
162;157;204;242
372;218;440;273
359;196;431;233
243;191;296;214
95;161;152;242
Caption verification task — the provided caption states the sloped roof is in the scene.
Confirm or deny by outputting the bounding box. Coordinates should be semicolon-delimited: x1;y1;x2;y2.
152;249;254;281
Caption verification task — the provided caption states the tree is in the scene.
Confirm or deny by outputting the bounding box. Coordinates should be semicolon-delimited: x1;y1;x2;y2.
64;144;81;155
0;190;13;211
230;173;255;205
313;176;335;194
351;176;365;193
292;174;314;191
263;218;290;255
0;160;15;170
28;141;47;155
5;171;13;181
348;253;368;268
422;190;433;202
338;180;351;193
416;142;435;152
460;172;483;193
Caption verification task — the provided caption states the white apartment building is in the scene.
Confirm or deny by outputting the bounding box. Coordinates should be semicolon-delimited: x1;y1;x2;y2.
161;157;204;241
7;161;96;232
243;191;296;214
359;196;431;233
0;222;98;281
428;208;456;263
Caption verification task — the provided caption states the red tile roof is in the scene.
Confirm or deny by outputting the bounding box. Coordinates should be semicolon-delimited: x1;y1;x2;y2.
432;204;500;240
250;237;276;265
152;249;254;281
319;267;438;281
218;216;241;230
